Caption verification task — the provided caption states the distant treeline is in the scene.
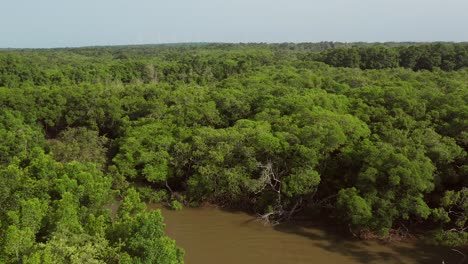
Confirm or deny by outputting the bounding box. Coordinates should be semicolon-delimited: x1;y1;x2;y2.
1;43;467;89
318;43;468;71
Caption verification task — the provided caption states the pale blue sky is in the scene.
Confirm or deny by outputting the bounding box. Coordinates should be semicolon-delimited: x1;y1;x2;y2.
1;0;467;48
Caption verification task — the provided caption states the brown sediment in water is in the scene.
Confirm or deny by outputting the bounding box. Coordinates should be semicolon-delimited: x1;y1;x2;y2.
148;204;467;264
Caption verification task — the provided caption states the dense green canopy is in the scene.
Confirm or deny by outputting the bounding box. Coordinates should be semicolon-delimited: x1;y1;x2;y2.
0;43;467;262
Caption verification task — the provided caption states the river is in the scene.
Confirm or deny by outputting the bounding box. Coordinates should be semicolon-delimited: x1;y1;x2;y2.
152;205;466;264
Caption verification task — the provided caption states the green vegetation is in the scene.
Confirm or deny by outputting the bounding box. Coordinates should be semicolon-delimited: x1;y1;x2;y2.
319;43;468;71
0;42;467;262
170;201;183;211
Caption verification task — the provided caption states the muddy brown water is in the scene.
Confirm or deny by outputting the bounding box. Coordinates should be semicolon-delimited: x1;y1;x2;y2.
147;205;466;264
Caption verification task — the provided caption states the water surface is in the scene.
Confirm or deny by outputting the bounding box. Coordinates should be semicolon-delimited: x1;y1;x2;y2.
152;205;466;264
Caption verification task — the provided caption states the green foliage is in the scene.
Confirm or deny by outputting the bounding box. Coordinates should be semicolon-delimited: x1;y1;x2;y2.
113;120;175;183
122;211;184;263
321;48;361;68
170;200;183;211
0;109;45;164
0;42;467;253
317;43;468;71
431;229;468;247
337;188;372;227
0;148;181;262
137;187;169;203
434;188;468;236
283;168;320;198
110;188;184;263
49;127;109;168
3;225;35;262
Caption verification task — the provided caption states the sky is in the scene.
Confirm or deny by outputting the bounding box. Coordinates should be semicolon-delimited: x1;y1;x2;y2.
1;0;467;48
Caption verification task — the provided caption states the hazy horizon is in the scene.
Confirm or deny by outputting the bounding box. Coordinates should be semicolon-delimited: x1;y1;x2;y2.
2;0;468;48
3;41;468;51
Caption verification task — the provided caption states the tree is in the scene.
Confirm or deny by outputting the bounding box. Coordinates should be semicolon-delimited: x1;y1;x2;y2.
49;127;109;168
321;48;361;68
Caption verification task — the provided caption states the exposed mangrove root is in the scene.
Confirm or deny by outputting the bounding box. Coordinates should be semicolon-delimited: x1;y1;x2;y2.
257;198;304;226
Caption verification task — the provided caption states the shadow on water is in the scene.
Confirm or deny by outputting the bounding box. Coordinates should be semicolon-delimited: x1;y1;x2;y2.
151;203;467;264
217;204;464;263
273;221;467;264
